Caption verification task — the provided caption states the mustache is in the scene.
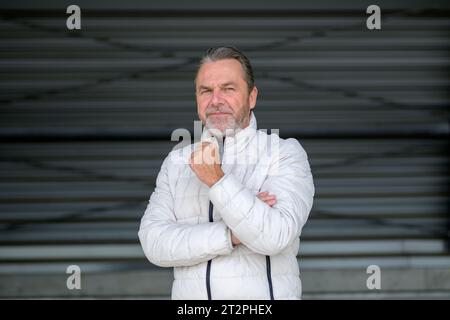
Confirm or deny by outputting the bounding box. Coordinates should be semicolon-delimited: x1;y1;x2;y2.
205;105;233;116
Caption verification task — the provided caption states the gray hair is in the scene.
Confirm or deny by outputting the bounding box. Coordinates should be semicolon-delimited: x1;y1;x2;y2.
195;46;255;92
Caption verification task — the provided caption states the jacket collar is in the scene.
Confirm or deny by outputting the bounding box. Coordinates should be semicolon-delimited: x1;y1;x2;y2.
200;112;257;161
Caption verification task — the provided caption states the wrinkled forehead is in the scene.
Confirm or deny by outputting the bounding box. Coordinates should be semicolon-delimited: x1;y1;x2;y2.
196;59;246;87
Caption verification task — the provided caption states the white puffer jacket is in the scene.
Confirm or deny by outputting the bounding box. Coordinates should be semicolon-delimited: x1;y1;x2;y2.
139;113;314;300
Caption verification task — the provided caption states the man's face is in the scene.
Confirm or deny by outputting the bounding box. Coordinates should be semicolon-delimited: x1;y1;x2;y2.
195;59;258;134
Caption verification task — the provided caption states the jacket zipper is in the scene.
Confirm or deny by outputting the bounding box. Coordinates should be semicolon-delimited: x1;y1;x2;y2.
266;256;275;300
206;136;225;300
206;136;226;300
205;135;275;300
206;201;213;300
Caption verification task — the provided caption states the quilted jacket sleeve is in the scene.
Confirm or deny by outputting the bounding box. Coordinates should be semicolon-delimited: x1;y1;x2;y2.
138;155;234;268
209;138;314;256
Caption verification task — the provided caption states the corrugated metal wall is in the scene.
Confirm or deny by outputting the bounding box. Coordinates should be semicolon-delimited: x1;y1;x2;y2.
0;1;449;298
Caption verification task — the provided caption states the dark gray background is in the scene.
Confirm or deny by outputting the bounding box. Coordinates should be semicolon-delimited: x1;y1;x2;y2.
0;0;448;299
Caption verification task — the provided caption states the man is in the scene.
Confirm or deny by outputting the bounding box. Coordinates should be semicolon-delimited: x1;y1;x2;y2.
138;47;314;300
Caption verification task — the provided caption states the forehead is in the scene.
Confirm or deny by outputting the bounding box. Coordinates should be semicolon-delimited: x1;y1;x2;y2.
196;59;246;85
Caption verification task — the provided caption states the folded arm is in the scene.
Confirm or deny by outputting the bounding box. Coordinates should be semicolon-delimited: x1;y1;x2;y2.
138;156;233;268
209;139;315;256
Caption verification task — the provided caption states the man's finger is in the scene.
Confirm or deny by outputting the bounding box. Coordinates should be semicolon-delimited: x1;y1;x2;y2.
257;192;277;207
257;192;269;199
266;200;276;207
259;195;274;201
258;191;275;197
191;149;203;165
202;142;219;165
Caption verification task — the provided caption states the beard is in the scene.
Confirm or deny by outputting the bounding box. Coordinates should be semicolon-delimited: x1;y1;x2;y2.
203;103;250;136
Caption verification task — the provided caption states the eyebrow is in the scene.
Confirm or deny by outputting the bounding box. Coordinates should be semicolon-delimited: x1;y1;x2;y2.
221;82;237;87
198;85;212;91
197;82;237;91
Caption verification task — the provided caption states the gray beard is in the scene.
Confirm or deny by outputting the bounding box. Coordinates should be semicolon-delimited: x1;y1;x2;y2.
204;115;243;137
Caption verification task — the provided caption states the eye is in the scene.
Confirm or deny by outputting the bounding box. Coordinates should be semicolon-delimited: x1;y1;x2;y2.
200;89;211;95
224;87;235;92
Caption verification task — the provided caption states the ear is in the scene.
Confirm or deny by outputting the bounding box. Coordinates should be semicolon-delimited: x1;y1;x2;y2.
249;86;258;110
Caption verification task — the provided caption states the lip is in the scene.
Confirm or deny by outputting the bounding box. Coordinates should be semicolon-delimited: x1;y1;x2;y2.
207;112;231;116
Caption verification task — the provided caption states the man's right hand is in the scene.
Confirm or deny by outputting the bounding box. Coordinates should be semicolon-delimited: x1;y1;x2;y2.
256;191;277;207
231;191;277;247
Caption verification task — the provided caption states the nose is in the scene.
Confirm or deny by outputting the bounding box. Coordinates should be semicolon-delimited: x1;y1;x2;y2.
210;88;223;105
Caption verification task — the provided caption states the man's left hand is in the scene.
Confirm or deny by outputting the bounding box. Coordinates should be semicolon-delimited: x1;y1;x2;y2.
189;142;224;188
